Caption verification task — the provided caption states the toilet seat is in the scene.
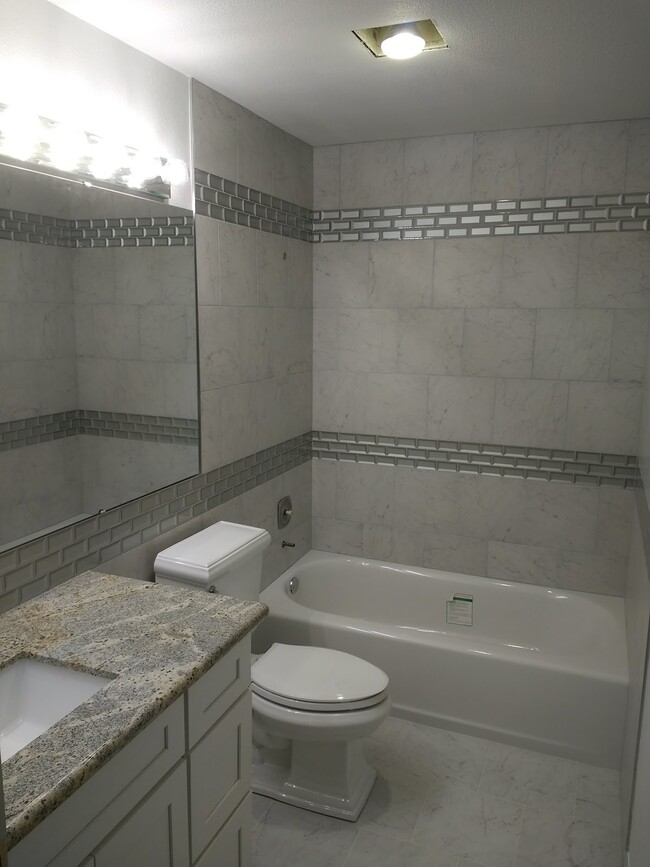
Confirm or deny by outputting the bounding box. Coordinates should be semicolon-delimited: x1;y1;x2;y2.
252;643;389;713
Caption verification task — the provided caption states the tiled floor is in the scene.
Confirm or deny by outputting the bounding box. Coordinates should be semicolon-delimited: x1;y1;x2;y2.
252;717;622;867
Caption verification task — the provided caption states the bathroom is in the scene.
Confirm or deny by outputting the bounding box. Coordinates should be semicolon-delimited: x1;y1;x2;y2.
0;0;649;864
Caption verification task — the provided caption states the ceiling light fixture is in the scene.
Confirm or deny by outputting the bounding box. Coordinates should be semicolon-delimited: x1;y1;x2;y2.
353;19;447;60
380;27;425;60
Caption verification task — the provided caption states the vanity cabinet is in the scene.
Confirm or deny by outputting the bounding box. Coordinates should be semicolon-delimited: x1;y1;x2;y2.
9;637;252;867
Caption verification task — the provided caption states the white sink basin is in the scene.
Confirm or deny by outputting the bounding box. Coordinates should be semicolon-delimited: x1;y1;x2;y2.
0;659;111;760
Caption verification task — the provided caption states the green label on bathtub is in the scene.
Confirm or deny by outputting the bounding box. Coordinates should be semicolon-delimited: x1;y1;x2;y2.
447;594;473;627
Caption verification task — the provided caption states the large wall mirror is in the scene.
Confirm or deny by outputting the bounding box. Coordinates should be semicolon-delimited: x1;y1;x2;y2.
0;163;199;552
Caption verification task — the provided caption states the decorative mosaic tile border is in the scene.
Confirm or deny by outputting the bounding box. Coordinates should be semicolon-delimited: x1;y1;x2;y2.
0;209;194;247
312;193;650;242
312;431;639;489
194;174;649;243
0;431;312;609
0;410;199;451
194;168;312;242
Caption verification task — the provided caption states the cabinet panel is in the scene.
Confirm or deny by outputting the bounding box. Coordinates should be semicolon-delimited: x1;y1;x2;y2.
93;762;189;867
190;692;251;861
11;698;185;867
194;795;251;867
187;637;250;747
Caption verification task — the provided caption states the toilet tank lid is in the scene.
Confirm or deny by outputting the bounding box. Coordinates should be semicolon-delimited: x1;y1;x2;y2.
153;521;271;587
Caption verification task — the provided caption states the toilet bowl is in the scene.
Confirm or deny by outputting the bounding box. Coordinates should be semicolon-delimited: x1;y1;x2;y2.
154;521;391;821
251;643;390;820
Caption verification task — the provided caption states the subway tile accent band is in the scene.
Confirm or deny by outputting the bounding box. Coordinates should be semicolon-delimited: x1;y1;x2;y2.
312;193;650;242
194;168;312;242
0;410;199;450
193;171;649;243
312;431;639;489
0;431;312;609
0;209;194;247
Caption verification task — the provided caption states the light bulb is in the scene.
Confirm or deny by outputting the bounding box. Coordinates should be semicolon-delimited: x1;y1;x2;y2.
0;107;42;162
48;124;87;172
161;157;189;186
88;140;128;180
381;29;425;60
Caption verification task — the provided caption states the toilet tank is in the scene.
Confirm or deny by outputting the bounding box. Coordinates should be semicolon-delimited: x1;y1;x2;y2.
153;521;271;601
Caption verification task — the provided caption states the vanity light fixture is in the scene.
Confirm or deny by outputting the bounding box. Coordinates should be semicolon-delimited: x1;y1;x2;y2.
353;19;448;60
0;103;188;198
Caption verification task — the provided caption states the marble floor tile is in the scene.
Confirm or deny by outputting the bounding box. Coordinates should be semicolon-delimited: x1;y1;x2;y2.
252;717;623;867
362;715;407;770
396;720;490;788
343;829;455;867
412;779;523;866
356;756;429;841
252;800;357;867
514;806;621;867
478;742;578;815
574;765;621;829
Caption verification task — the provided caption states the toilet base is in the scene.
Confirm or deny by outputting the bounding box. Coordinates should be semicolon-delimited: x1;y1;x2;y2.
252;739;376;821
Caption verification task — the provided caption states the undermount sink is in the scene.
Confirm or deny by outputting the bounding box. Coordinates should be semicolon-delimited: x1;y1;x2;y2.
0;659;111;761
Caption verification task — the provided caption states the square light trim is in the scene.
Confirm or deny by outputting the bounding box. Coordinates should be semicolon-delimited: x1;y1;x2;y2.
352;19;448;59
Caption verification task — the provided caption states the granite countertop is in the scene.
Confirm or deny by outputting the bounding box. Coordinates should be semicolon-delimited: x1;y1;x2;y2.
0;571;267;849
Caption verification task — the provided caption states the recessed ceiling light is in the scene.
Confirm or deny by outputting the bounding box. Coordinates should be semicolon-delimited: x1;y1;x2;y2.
381;27;425;60
352;19;447;60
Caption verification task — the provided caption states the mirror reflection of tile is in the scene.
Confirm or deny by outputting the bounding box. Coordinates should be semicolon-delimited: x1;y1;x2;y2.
0;164;199;549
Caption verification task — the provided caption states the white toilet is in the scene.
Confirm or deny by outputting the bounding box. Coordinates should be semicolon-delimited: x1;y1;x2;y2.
154;521;391;821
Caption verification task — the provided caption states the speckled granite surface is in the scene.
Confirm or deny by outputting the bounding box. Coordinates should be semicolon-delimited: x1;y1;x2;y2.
0;571;267;849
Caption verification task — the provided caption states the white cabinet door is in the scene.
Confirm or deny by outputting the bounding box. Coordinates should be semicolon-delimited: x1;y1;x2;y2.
194;795;251;867
93;762;189;867
190;692;251;861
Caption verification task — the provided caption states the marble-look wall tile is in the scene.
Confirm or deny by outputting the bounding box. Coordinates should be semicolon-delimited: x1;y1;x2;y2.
369;241;434;308
336;461;394;526
313;369;367;432
312;516;363;556
273;126;313;208
625;118;650;192
610;310;649;383
577;234;650;309
493;378;568;449
313;242;371;309
396;309;464;375
545;121;628;195
195;215;220;306
218;222;258;306
471;127;548;200
313;145;341;210
404;134;473;204
236;106;276;195
362;524;426;568
462;309;536;378
421;532;488;577
433;238;504;308
500;236;579;309
199;306;272;389
340;140;405;208
312;458;336;518
338;309;398;372
191;80;238;181
532;309;614;381
272;308;312;376
427;375;495;442
565;381;641;454
214;382;258;466
365;373;428;438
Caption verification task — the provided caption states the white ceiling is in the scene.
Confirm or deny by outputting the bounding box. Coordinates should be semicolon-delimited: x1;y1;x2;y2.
47;0;650;146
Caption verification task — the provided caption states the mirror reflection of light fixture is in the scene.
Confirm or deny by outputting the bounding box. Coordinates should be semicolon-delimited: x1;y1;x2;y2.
380;26;426;60
0;103;189;199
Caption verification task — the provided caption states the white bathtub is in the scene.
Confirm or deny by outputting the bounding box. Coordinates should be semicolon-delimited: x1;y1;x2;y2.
254;550;628;768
